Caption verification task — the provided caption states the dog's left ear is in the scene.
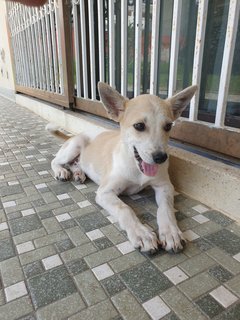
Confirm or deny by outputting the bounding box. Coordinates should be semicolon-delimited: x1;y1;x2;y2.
98;82;128;122
167;85;198;119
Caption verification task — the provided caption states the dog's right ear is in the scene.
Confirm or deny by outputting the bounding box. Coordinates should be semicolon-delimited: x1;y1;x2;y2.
98;82;128;122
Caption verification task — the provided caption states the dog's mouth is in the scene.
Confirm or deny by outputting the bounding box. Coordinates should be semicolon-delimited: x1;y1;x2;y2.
133;147;159;177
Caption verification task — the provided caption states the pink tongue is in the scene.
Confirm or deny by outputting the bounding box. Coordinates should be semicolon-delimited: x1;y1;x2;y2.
141;161;159;176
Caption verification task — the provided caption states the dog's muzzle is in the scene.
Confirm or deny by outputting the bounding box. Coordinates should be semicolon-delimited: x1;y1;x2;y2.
133;146;160;177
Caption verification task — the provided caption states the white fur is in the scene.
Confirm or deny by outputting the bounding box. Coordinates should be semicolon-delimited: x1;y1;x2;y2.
48;82;197;253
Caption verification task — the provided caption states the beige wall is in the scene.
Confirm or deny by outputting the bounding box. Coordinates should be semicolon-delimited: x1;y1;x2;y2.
0;1;15;95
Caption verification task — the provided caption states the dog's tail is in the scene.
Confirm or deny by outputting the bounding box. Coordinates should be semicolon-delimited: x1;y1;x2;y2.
46;123;73;141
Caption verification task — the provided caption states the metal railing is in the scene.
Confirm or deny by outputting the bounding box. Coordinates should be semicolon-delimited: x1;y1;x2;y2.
6;0;240;158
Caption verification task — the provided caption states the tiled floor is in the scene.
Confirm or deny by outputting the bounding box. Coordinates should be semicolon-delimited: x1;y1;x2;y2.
0;96;240;320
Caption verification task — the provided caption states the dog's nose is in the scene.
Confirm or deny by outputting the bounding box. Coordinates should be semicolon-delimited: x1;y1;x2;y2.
152;152;168;164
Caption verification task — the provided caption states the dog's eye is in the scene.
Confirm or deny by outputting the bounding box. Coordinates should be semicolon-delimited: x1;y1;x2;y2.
164;123;173;132
133;123;145;132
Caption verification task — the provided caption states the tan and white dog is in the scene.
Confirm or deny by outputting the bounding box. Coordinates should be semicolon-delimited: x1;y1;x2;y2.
48;82;197;254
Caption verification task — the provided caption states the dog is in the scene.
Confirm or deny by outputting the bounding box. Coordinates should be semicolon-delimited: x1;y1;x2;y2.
47;82;197;254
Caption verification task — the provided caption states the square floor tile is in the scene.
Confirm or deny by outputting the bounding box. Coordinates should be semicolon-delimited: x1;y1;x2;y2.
163;266;189;285
76;212;110;232
195;294;224;318
42;254;63;270
0;222;8;231
35;183;47;190
66;259;89;276
93;237;113;250
5;281;27;302
143;296;171;320
204;210;233;227
116;241;135;255
0;238;16;262
28;265;77;308
21;208;35;217
208;265;233;283
233;252;240;262
86;229;104;241
192;204;209;213
192;214;210;224
120;261;172;302
101;274;126;296
56;213;71;222
206;229;240;255
9;215;42;236
78;200;92;208
55;238;75;253
92;263;114;280
57;193;70;201
16;241;35;254
182;230;200;241
210;286;238;308
23;260;44;278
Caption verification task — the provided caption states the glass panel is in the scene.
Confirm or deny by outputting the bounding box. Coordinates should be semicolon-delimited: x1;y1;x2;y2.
225;17;240;128
198;0;230;123
157;0;173;99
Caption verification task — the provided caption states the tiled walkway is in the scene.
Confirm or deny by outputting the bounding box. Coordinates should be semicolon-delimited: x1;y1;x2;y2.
0;96;240;320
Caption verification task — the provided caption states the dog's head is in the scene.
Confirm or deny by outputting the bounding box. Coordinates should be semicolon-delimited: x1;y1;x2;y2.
98;82;197;177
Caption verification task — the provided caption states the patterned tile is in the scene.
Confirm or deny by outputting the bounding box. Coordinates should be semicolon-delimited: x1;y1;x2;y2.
206;229;240;255
9;215;42;236
208;265;233;283
195;294;224;318
101;274;126;296
76;212;110;232
120;261;172;302
0;238;16;262
28;266;77;308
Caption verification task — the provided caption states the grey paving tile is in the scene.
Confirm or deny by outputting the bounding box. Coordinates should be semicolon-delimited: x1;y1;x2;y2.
111;290;151;320
208;265;233;283
23;260;44;278
0;238;16;262
76;211;110;232
9;215;42;236
74;270;107;306
179;253;215;276
68;299;118;320
28;265;77;309
35;292;85;320
206;229;240;255
195;294;224;318
215;303;240;320
0;296;33;320
101;274;126;296
84;247;122;268
120;261;172;302
66;258;89;275
55;238;75;252
204;210;233;227
0;256;24;287
93;237;113;250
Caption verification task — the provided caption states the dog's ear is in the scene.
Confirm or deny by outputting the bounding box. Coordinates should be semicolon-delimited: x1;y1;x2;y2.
167;85;198;119
98;82;128;122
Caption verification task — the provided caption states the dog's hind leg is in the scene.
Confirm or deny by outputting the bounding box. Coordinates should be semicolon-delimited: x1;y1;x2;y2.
51;134;89;181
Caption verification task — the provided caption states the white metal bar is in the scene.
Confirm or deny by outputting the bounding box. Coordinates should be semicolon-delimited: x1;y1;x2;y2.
215;0;240;127
189;0;208;121
36;8;46;90
79;0;89;98
134;0;142;97
109;0;115;87
97;0;105;82
121;0;127;96
40;7;50;91
73;2;81;97
33;7;44;89
168;0;182;97
45;5;54;91
88;0;96;99
29;7;40;88
150;0;161;95
54;0;63;94
49;1;58;92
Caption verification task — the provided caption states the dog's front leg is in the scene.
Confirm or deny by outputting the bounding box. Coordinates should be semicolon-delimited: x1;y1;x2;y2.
96;185;158;253
153;182;185;253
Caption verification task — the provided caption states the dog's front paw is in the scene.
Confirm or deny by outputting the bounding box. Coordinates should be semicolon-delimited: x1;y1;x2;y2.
159;224;186;253
55;168;71;181
73;170;86;183
128;223;159;254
